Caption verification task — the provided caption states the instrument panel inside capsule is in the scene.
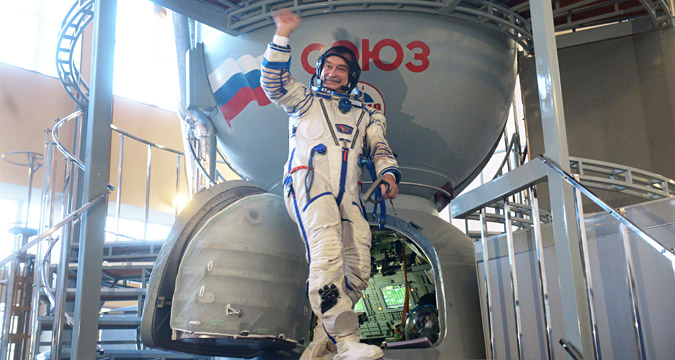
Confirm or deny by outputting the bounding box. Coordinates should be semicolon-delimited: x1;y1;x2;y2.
347;227;438;346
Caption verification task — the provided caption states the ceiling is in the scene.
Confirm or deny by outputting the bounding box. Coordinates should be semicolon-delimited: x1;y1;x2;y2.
151;0;673;52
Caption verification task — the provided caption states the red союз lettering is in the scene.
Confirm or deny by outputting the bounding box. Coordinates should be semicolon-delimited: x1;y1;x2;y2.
301;39;430;74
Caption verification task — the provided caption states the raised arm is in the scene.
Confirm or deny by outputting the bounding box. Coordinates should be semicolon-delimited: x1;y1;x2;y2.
260;9;313;117
273;9;301;39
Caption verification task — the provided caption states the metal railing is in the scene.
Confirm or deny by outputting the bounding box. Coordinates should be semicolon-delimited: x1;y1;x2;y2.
460;151;673;240
0;120;111;359
56;0;94;108
542;156;673;360
0;110;195;358
543;157;674;262
509;0;674;31
569;157;675;200
109;124;185;239
12;0;213;357
452;155;675;360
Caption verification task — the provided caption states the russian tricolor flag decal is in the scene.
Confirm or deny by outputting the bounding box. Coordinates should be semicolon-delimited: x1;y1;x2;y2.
208;54;271;126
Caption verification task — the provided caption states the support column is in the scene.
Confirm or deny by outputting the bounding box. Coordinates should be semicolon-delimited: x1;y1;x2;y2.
71;0;116;359
528;0;594;358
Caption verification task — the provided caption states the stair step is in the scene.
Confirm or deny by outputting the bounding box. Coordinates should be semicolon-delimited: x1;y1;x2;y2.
39;315;141;330
64;287;146;300
62;261;155;281
70;241;164;260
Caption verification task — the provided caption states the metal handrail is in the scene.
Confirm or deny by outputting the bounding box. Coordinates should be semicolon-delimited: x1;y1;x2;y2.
0;192;109;269
54;112;187;240
570;157;675;199
464;201;552;227
464;154;674;234
110;124;183;155
540;155;675;264
462;155;673;359
493;133;523;180
40;236;105;356
40;237;76;328
216;147;248;181
360;180;454;200
187;134;215;186
54;115;186;168
52;111;86;170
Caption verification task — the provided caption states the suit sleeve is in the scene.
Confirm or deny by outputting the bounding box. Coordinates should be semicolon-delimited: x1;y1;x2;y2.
260;42;314;117
365;110;401;183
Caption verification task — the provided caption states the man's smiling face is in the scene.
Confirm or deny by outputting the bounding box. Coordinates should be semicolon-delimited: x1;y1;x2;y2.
320;56;349;92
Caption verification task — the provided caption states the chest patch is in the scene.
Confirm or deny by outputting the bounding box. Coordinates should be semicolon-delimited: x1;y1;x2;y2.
335;124;354;135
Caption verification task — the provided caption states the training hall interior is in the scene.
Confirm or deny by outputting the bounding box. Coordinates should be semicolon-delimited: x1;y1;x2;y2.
0;0;673;359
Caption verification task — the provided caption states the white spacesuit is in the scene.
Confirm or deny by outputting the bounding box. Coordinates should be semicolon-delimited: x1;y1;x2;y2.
262;39;400;360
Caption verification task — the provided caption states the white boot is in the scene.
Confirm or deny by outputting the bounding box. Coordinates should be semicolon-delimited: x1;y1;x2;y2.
324;311;383;360
300;319;337;360
333;334;383;360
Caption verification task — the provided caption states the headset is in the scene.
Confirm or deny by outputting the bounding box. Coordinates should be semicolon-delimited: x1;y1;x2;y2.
310;46;361;93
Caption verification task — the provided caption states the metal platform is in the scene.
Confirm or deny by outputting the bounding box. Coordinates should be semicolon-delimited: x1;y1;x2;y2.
36;349;211;360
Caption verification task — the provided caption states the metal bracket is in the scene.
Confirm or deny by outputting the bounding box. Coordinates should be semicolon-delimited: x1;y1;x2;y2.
559;338;584;360
226;303;243;317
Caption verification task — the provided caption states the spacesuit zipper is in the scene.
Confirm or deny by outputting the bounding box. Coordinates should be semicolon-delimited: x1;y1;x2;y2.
335;148;349;205
350;109;366;149
318;99;340;146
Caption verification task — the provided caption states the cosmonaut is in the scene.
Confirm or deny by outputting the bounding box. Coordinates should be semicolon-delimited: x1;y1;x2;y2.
261;9;400;360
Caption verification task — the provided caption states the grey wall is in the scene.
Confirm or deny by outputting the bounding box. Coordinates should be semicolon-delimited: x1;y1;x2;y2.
519;28;675;210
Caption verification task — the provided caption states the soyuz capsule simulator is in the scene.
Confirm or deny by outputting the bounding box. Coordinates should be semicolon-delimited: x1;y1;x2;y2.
142;8;517;360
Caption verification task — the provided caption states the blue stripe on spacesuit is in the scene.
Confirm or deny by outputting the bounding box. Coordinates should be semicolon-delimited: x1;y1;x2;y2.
262;57;291;70
303;192;332;212
268;42;291;52
335;148;349;205
288;148;296;172
365;117;383;131
313;92;331;100
353;201;367;220
323;324;337;345
286;148;312;265
344;276;354;291
290;187;311;266
358;199;368;220
296;98;313;117
371;142;396;165
312;91;367;110
380;167;402;183
260;76;287;89
260;69;290;100
291;92;313;117
261;68;289;78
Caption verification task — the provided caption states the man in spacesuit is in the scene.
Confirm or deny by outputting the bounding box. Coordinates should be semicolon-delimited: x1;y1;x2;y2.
261;9;401;360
